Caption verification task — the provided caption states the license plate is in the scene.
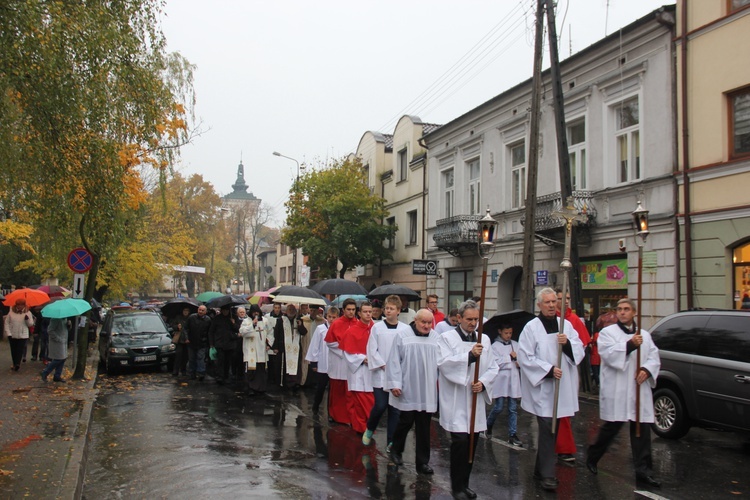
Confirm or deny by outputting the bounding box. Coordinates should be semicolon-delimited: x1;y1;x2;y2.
134;355;157;362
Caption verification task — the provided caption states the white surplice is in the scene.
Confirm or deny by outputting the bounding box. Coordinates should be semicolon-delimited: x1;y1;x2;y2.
385;328;440;412
518;316;585;418
489;339;522;399
367;320;410;390
305;322;329;374
437;328;498;433
598;323;661;423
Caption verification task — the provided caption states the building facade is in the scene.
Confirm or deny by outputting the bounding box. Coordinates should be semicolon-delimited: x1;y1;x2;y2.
676;0;750;310
423;7;677;327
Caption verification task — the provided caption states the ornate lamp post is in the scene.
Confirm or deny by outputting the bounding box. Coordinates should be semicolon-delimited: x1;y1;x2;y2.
632;199;650;436
469;207;498;463
273;151;302;285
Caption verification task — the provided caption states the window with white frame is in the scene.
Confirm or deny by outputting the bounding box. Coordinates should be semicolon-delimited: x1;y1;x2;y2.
510;142;526;209
407;210;418;246
442;168;454;219
467;158;481;215
398;148;408;182
614;97;640;183
567;119;587;190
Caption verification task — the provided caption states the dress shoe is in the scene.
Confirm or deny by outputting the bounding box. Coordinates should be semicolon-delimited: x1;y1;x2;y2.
586;459;598;475
389;451;403;466
540;477;559;491
558;453;576;463
636;474;661;487
452;491;470;500
40;371;48;382
53;377;65;382
416;463;434;475
463;487;477;499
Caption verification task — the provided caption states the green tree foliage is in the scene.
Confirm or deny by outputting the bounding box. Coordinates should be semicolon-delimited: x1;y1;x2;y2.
283;157;396;279
0;1;196;378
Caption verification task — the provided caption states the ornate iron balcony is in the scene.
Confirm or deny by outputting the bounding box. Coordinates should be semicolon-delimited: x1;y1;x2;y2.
433;215;482;256
521;191;597;232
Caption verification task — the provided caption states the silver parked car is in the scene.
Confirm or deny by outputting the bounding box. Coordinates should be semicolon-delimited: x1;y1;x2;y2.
649;310;750;439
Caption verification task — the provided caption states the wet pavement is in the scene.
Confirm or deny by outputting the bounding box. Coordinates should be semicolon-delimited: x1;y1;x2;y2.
83;372;750;499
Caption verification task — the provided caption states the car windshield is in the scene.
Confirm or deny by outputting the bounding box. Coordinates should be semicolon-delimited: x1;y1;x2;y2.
112;315;167;335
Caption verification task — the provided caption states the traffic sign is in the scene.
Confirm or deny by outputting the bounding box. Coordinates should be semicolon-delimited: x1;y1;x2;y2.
67;247;93;273
72;274;86;298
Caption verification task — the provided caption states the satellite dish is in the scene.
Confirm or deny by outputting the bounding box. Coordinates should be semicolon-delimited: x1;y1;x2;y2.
265;266;273;274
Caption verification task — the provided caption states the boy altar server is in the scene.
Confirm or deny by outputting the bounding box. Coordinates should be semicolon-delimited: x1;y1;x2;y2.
485;322;524;447
437;300;498;500
325;298;358;424
340;301;376;433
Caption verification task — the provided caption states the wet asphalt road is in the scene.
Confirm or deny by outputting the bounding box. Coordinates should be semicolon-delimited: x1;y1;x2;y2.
82;371;750;499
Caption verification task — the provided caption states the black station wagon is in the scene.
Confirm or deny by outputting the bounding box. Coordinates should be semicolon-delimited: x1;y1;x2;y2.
98;308;175;375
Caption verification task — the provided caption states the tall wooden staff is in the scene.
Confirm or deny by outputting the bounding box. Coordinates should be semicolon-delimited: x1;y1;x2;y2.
469;209;497;463
632;201;650;437
551;199;586;433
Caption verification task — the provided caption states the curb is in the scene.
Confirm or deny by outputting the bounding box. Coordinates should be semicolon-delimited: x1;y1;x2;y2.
58;350;100;500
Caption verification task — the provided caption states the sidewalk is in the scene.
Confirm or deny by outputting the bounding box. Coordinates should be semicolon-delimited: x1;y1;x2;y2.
0;338;99;499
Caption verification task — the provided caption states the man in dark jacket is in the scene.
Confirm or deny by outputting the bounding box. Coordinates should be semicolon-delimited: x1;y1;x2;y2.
186;305;211;381
209;305;240;384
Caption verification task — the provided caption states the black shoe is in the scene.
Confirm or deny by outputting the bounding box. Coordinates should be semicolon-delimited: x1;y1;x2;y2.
41;371;48;382
586;459;598;475
197;375;205;381
484;428;492;438
416;464;434;475
31;357;37;361
463;487;477;499
53;377;65;382
452;491;469;500
509;434;523;447
389;451;403;466
558;453;576;463
636;474;661;487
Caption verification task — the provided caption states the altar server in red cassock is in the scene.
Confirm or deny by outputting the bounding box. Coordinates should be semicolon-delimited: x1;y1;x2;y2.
341;301;375;433
325;298;358;425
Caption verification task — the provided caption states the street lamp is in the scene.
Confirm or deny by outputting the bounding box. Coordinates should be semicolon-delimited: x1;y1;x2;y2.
469;207;498;462
631;198;650;436
273;151;302;285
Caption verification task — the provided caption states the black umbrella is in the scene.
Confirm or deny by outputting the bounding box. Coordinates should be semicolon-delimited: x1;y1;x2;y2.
90;298;102;309
482;309;536;343
161;296;202;317
367;284;421;302
310;278;367;296
205;294;249;309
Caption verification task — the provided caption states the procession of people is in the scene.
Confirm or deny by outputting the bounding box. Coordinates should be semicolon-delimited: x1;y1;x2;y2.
2;278;661;498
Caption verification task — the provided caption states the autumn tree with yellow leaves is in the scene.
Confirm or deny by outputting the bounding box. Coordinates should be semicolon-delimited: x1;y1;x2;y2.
0;1;198;378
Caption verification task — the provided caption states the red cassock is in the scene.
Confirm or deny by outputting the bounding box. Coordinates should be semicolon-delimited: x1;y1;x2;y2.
325;316;356;425
340;320;375;434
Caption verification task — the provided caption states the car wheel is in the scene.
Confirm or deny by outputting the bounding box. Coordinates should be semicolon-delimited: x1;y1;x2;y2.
652;387;690;439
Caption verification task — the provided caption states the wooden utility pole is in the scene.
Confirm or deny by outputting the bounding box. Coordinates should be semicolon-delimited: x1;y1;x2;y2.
545;0;584;315
520;0;546;313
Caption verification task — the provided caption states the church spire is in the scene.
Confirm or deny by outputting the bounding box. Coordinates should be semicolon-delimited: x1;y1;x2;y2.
232;160;249;193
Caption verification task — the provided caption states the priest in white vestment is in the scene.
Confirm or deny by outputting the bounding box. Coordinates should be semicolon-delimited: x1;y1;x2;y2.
518;288;584;491
385;309;440;474
586;298;661;487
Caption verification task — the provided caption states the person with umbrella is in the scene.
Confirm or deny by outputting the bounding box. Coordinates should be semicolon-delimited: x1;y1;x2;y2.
4;298;34;371
437;300;498;499
271;303;307;389
170;307;191;377
41;317;69;382
186;305;211;381
208;305;240;385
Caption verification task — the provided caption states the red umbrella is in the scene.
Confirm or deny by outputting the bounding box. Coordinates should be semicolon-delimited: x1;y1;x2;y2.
3;288;51;308
34;285;71;298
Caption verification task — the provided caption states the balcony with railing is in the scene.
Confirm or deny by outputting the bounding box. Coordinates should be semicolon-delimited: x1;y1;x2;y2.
521;190;597;245
433;215;482;256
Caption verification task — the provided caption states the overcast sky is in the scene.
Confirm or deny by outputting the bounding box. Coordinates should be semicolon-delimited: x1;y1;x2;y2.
161;0;672;225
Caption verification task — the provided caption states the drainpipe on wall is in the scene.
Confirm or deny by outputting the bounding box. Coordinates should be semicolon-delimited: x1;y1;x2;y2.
680;0;695;309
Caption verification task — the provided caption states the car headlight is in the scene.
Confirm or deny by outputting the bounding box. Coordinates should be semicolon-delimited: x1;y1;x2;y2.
160;344;175;353
109;347;128;355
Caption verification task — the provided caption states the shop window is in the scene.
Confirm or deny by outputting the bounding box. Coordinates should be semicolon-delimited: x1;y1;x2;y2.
733;241;750;309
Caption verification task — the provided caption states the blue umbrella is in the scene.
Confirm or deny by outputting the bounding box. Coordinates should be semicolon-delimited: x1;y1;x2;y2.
41;298;92;319
329;294;368;307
